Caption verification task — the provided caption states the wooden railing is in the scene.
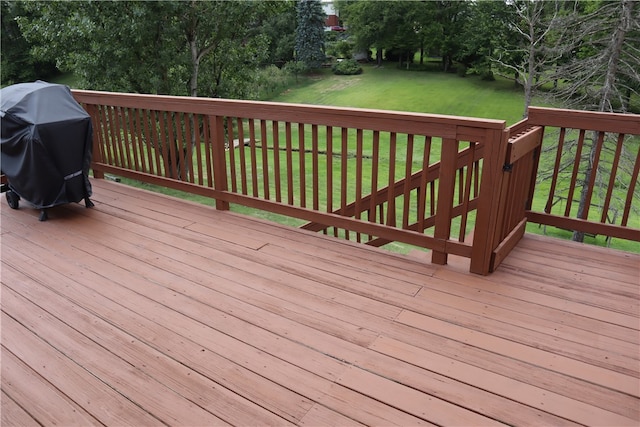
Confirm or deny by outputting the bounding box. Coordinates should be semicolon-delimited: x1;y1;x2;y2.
490;107;640;270
72;90;509;274
5;92;634;274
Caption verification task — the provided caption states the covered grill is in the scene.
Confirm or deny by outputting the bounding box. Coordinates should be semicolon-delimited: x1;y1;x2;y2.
1;81;93;220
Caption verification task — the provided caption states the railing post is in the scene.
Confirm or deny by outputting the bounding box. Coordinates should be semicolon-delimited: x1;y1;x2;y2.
210;114;229;210
432;138;458;265
86;104;105;179
470;128;509;274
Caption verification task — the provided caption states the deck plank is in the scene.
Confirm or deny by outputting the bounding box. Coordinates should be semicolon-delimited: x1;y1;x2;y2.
395;309;638;395
1;391;40;427
2;178;639;426
370;336;636;426
1;347;100;427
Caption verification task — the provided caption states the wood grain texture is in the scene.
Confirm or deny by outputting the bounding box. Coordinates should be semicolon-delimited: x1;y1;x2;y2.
1;178;638;426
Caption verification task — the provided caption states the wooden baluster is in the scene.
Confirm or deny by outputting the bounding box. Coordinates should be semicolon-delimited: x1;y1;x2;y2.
386;132;397;228
580;131;605;220
285;122;294;205
340;127;348;239
202;116;213;188
601;133;625;223
260;119;270;200
458;142;476;242
621;143;640;227
226;117;237;192
312;124;320;211
417;136;432;232
272;121;282;203
369;130;380;227
298;123;306;208
248;119;259;197
355;129;364;242
565;129;586;217
402;134;414;229
237;118;247;194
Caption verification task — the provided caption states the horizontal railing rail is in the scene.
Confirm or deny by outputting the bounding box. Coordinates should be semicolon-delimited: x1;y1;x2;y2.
72;90;508;274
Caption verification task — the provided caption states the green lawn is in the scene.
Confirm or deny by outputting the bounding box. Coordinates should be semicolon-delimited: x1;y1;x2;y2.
107;63;638;253
273;65;536;126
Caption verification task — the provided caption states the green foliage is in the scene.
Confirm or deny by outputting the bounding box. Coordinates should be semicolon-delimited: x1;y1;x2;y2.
455;1;511;74
1;1;57;85
13;1;283;97
332;59;362;75
247;65;298;100
282;60;310;76
259;3;297;67
326;39;355;60
480;70;496;81
294;0;326;69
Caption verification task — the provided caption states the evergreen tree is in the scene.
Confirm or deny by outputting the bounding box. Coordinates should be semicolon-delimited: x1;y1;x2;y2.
295;0;326;69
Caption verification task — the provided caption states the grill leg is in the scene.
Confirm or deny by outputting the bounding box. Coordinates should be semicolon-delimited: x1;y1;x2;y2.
39;209;49;221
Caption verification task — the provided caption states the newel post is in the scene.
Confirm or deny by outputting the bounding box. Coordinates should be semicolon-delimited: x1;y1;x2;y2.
86;103;105;180
431;138;459;266
210;114;229;210
470;127;509;274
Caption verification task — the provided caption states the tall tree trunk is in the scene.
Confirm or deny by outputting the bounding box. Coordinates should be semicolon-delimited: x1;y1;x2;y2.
572;0;633;242
189;38;199;98
523;42;536;118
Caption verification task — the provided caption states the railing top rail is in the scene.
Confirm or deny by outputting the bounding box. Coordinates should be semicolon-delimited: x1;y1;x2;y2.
72;89;505;140
528;106;640;134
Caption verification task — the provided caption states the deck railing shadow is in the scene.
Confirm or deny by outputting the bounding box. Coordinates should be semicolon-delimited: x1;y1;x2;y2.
69;91;639;274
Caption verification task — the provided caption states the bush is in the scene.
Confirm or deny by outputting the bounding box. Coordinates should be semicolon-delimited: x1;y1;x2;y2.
481;70;495;81
249;65;299;100
331;59;362;75
325;36;353;59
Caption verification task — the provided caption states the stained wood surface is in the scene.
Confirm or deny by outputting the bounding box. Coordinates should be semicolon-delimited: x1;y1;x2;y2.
1;178;638;426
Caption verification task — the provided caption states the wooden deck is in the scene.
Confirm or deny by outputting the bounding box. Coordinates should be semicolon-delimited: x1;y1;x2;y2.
1;178;638;426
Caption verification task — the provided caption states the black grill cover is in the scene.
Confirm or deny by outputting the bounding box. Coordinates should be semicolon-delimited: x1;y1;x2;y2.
1;81;93;208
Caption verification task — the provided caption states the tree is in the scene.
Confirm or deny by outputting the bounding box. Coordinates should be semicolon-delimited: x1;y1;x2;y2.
553;0;638;242
549;0;639;113
1;1;58;85
260;2;297;67
490;0;575;117
15;0;281;98
338;1;420;67
338;0;401;66
16;1;184;94
456;1;513;78
295;0;326;69
432;1;472;72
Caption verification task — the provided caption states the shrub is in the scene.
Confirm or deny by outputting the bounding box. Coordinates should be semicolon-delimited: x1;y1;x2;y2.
481;70;495;81
332;59;362;75
249;65;299;100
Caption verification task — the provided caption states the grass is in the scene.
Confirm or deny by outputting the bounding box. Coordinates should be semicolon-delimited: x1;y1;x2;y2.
273;64;533;125
100;62;638;254
269;64;639;253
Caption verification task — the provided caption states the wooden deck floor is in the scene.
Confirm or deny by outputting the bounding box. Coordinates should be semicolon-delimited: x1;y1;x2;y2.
1;178;639;426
